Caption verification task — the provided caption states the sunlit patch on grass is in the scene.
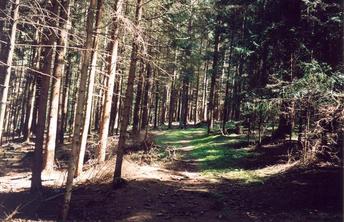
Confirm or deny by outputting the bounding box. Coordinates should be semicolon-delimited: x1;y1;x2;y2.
203;169;263;184
203;162;298;184
154;126;296;184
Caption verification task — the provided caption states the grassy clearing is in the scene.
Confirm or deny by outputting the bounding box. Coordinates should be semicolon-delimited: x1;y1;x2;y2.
154;126;269;183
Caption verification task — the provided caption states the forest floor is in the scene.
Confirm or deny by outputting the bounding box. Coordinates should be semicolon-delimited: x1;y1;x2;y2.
0;126;342;221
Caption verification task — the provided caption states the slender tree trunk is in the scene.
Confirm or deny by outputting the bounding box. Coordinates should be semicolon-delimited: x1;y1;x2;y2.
160;84;167;125
180;77;189;128
19;73;29;137
113;0;142;187
75;0;104;176
23;30;40;141
44;0;71;171
110;74;121;134
202;61;209;121
115;75;123;134
222;41;233;132
153;78;159;129
141;59;152;130
194;69;200;125
62;0;98;219
179;19;193;129
207;23;221;134
168;48;178;129
97;0;123;162
58;52;72;144
132;59;144;133
0;0;8;58
23;77;36;141
0;0;19;143
233;61;242;121
0;0;9;115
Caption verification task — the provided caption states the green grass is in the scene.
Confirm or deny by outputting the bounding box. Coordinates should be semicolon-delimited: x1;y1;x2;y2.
154;126;265;183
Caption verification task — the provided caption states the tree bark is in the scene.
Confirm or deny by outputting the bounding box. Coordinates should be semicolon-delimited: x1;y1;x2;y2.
168;48;178;129
207;22;221;134
202;61;209;121
23;76;36;141
179;76;189;128
153;78;159;129
141;59;152;130
113;0;143;187
58;52;72;144
110;73;121;135
179;18;193;129
62;0;98;219
194;68;200;125
132;59;144;133
0;0;19;143
75;0;104;176
0;0;8;57
44;0;71;171
160;84;167;125
31;0;58;193
222;40;233;132
97;0;123;162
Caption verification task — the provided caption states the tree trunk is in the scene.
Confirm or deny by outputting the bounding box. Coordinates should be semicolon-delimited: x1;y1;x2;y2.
44;0;71;171
168;48;178;129
58;52;72;144
0;0;8;58
180;76;189;128
97;0;123;162
132;59;144;133
202;61;209;121
113;0;143;187
23;29;40;141
160;84;167;125
0;0;19;143
233;61;242;121
75;0;104;176
31;0;58;193
23;76;36;141
222;40;233;132
141;59;152;130
194;69;200;125
62;0;98;219
110;74;121;135
179;18;193;129
207;23;221;134
153;78;159;129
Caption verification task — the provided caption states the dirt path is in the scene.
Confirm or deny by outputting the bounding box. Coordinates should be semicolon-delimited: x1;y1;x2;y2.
0;131;342;221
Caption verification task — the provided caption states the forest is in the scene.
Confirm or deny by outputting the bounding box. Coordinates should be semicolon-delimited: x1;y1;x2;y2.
0;0;343;221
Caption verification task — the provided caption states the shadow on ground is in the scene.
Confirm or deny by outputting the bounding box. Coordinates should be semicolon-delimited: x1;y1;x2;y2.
0;127;343;221
0;166;342;222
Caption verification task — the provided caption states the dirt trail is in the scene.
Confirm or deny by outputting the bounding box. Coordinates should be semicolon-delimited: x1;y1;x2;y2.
0;134;342;221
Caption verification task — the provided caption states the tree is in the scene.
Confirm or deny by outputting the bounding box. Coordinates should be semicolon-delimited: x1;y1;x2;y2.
132;59;144;133
0;0;20;143
76;0;104;176
207;19;221;134
44;0;71;171
97;0;124;162
113;0;143;187
62;0;98;218
31;0;58;193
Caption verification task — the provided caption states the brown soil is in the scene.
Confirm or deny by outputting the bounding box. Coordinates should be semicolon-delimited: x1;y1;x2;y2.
0;138;342;221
